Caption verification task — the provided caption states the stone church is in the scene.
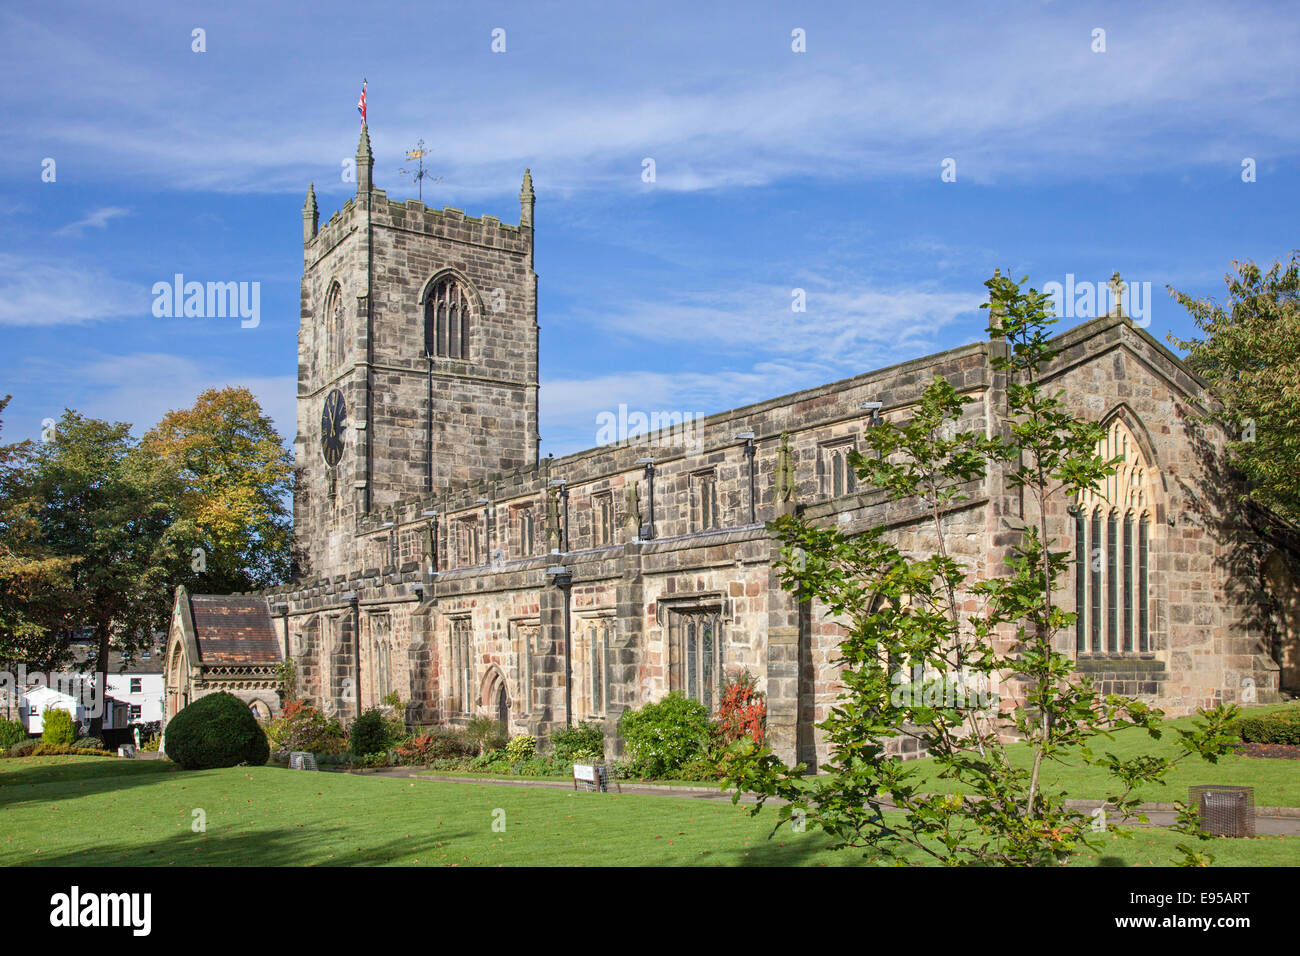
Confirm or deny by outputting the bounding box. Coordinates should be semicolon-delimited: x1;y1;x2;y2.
164;124;1299;766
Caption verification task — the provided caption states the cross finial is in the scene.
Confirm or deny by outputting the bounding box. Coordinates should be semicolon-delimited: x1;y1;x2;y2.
1107;271;1127;317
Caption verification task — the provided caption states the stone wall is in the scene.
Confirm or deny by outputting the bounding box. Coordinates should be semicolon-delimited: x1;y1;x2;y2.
272;142;1294;769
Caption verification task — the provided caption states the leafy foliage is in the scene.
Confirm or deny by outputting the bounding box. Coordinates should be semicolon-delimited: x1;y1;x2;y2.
22;411;190;734
349;708;390;757
720;271;1237;866
716;670;766;746
1170;254;1300;524
165;691;269;770
505;734;537;762
464;715;507;755
549;721;605;761
0;397;78;669
40;708;76;746
263;701;346;758
142;386;295;591
393;727;476;764
618;692;712;778
1232;707;1300;745
0;718;26;750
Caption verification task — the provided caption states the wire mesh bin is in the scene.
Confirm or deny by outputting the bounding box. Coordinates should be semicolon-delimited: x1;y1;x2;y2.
1189;785;1254;837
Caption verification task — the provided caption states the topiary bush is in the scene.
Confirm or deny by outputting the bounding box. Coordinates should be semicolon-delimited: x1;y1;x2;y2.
550;722;604;761
41;708;76;746
349;709;389;758
164;692;270;770
0;718;26;751
618;692;713;778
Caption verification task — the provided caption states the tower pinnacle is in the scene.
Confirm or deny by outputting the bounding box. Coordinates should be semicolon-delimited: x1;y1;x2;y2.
519;168;534;227
356;124;374;195
303;182;318;242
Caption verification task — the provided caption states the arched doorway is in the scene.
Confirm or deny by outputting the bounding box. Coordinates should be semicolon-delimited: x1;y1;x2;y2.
480;667;510;732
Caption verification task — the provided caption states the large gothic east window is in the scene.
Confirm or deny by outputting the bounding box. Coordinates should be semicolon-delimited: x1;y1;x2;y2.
424;275;471;360
1074;416;1155;654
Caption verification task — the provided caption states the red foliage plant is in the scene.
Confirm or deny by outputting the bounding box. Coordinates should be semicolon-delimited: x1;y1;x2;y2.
717;670;766;746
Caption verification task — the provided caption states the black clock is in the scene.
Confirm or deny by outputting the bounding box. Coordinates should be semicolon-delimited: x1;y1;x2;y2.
320;389;346;467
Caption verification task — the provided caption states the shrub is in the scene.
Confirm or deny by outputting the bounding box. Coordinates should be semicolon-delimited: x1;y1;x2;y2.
393;727;475;765
30;744;115;758
505;734;536;763
165;692;270;770
75;734;106;751
1235;708;1300;744
350;709;389;757
264;702;347;758
0;718;26;750
550;722;604;761
716;670;766;747
41;708;76;746
465;715;507;755
618;693;713;778
7;738;38;758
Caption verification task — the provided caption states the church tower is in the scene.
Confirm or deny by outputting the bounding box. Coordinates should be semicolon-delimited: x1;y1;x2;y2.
294;124;540;578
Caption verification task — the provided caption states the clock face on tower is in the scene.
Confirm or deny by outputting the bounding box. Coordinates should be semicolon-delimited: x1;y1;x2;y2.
320;389;346;467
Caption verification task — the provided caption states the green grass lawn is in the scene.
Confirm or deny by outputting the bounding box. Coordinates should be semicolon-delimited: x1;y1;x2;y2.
0;756;1293;866
902;705;1300;808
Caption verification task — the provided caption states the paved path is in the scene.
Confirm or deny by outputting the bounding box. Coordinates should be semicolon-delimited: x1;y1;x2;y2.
359;768;1300;835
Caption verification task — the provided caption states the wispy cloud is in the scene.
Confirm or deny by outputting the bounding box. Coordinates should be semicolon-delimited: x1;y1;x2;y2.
574;279;984;369
6;351;297;444
54;206;130;237
0;255;143;326
3;4;1298;195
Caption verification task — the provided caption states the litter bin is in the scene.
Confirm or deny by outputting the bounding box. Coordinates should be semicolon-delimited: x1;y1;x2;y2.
1189;785;1254;837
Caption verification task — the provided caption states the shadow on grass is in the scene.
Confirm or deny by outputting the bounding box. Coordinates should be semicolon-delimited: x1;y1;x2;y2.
0;757;180;810
7;821;474;867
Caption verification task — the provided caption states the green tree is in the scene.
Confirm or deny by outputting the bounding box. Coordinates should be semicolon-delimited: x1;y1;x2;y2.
0;396;78;671
720;272;1236;866
1170;253;1300;526
142;386;294;592
24;411;190;736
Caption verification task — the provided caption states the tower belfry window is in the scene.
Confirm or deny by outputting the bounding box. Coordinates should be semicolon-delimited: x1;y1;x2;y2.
324;282;346;371
425;276;471;360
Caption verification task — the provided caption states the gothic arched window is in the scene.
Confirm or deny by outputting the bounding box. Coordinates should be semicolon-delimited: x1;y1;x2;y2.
424;275;471;359
324;282;346;371
1075;416;1156;655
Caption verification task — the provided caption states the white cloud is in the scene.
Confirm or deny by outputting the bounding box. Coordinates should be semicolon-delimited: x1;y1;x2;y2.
574;280;984;367
2;5;1297;195
54;206;130;237
6;352;297;449
0;255;143;326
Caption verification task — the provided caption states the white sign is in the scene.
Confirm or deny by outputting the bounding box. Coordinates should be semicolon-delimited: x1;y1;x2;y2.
573;762;596;782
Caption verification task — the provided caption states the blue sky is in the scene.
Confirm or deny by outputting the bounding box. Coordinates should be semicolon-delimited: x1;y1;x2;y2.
3;0;1298;457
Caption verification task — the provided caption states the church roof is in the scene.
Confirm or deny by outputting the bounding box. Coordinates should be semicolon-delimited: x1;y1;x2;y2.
187;594;282;665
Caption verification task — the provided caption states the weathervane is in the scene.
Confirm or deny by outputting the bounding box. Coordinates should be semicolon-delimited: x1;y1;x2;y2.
400;139;442;201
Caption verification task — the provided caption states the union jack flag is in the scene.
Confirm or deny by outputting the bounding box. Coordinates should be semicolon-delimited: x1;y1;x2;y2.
357;79;367;124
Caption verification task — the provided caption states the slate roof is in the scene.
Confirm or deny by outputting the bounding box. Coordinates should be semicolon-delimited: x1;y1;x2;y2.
68;645;165;675
188;594;282;664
